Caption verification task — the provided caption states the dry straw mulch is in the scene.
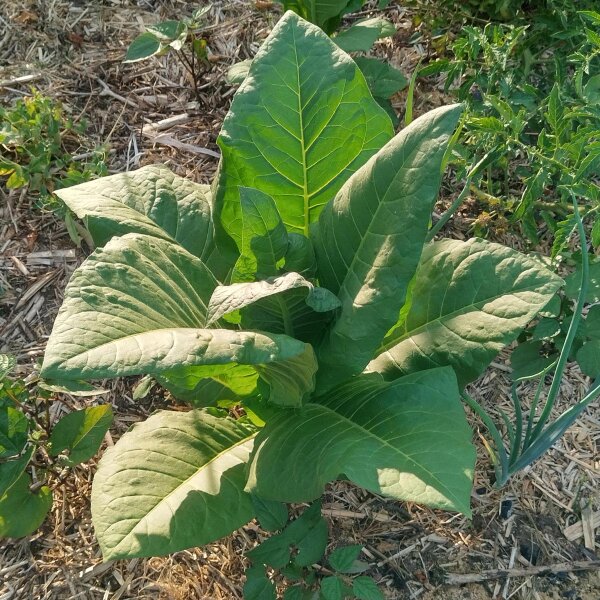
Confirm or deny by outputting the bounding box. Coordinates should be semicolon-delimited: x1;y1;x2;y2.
0;1;598;598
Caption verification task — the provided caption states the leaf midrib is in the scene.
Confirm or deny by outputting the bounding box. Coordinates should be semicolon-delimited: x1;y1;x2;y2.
312;392;466;509
377;265;553;355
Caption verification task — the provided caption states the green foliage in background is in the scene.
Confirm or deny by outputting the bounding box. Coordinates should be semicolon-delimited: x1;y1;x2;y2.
0;355;112;539
34;14;564;575
0;90;107;218
419;4;600;248
246;500;383;599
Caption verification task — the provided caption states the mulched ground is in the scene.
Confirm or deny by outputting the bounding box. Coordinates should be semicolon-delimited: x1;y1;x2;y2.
0;1;598;598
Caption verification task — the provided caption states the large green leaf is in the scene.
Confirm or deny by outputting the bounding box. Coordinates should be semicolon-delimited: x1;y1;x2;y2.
232;187;288;282
91;409;255;559
368;238;564;387
41;234;317;407
55;165;215;262
0;472;52;538
247;367;475;515
215;11;393;244
314;105;462;390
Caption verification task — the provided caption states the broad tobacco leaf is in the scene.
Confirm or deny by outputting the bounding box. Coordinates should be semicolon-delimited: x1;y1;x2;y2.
91;409;255;559
368;238;563;387
41;234;317;407
247;367;475;515
55;165;214;261
314;105;462;390
216;11;393;244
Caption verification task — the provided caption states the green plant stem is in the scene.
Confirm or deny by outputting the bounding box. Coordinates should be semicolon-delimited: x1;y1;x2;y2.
508;383;523;463
528;199;588;441
426;176;472;241
462;392;508;486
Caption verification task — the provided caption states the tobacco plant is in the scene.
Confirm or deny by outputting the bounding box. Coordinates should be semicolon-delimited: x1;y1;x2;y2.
37;13;563;566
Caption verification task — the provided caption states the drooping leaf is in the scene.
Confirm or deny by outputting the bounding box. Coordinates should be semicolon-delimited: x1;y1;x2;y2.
353;57;408;99
41;234;316;408
124;32;162;62
368;238;563;388
314;105;462;390
49;405;113;466
54;165;215;262
91;409;256;559
247;368;475;515
216;11;393;245
0;473;52;538
284;233;317;276
207;273;340;325
333;17;396;53
0;446;34;497
0;407;29;458
565;260;600;304
510;341;557;382
232;187;288;282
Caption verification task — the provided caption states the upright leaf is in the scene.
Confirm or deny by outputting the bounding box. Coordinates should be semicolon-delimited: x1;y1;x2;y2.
232;187;288;282
369;238;563;387
314;105;462;390
247;368;475;515
216;11;393;244
91;409;256;559
277;1;365;34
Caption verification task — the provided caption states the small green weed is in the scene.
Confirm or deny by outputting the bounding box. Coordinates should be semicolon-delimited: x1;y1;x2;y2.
0;355;113;537
124;6;213;103
246;500;383;599
0;90;107;223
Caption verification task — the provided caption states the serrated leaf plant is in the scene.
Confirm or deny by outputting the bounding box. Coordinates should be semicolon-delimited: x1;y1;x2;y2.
41;12;561;563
